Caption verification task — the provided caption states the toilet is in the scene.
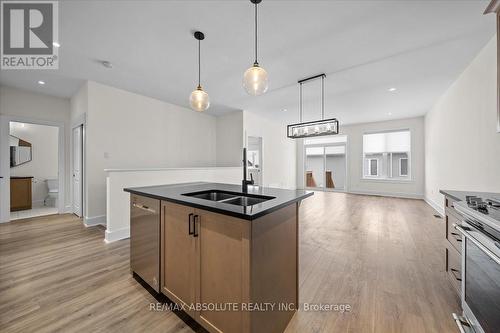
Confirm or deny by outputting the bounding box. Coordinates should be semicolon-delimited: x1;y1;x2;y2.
45;179;58;207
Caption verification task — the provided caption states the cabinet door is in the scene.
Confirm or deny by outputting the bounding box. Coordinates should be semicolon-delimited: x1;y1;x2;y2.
162;201;196;316
10;178;32;211
195;208;251;333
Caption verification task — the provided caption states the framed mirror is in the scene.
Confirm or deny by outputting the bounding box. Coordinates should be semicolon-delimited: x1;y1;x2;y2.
9;135;32;167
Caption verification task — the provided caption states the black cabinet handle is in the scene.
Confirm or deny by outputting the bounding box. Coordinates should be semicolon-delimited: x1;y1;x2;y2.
193;215;199;237
188;213;194;235
450;268;462;281
450;232;462;242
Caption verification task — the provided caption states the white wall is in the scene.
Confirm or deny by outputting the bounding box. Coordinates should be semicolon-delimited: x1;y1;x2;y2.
70;82;88;124
243;111;297;189
0;86;71;220
425;36;500;213
216;111;243;167
105;167;242;242
79;81;219;224
10;122;59;206
297;116;425;198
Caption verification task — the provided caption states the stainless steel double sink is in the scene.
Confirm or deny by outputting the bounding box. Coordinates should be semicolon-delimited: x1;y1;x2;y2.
182;190;275;207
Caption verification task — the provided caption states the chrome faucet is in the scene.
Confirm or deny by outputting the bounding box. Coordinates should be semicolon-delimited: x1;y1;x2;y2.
242;148;254;193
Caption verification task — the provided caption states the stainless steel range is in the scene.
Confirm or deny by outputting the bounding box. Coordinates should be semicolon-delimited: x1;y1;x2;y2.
453;195;500;333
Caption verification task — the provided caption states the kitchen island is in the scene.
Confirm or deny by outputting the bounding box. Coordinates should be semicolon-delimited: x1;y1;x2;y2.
124;182;313;333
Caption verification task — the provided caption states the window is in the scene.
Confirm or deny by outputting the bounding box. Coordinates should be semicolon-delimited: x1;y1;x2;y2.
363;130;411;180
399;158;408;176
368;159;378;176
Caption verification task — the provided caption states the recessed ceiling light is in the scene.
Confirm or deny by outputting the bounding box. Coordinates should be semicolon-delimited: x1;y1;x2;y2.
388;87;397;92
38;80;45;85
282;108;287;112
387;112;393;116
53;42;60;48
101;60;113;69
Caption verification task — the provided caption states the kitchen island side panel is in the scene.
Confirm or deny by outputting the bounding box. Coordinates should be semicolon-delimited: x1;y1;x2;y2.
250;203;298;333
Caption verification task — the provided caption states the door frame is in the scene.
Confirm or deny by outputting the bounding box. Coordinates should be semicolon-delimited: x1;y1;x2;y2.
70;113;86;219
247;136;263;186
0;115;65;223
304;140;349;193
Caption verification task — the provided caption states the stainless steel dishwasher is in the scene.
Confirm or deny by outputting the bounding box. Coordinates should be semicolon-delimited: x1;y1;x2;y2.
130;194;160;292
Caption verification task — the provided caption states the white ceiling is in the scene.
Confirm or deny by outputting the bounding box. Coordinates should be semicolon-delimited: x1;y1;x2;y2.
0;0;495;124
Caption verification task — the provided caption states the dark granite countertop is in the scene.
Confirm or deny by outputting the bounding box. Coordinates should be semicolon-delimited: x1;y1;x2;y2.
439;189;500;202
124;182;314;220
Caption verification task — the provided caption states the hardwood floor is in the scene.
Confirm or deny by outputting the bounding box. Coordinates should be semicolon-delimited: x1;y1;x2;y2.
0;192;460;333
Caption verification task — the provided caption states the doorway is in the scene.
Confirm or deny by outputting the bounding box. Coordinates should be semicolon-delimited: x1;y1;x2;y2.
304;135;347;191
0;119;64;221
247;136;263;186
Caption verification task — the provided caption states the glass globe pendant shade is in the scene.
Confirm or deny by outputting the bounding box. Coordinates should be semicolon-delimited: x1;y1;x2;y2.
189;86;210;112
243;63;268;96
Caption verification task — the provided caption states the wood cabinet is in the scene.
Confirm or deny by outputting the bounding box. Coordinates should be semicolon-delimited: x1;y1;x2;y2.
161;201;298;333
10;177;33;211
162;202;197;317
443;195;462;296
197;208;251;333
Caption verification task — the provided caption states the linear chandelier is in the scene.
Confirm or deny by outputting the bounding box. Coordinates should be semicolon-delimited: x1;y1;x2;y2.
287;74;339;139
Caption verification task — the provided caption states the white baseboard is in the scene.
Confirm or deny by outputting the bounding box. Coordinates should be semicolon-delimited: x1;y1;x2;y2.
64;205;72;213
84;215;106;227
105;227;130;243
424;196;444;216
32;200;45;208
348;190;423;200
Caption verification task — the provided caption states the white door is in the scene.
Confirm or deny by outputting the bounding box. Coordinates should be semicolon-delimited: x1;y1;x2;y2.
72;125;83;217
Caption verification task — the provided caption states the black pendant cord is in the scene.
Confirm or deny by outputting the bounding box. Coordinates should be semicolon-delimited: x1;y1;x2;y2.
254;2;258;65
299;83;303;123
198;39;201;88
321;76;325;120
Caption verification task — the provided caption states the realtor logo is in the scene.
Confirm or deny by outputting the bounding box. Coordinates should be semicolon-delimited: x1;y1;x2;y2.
1;0;59;69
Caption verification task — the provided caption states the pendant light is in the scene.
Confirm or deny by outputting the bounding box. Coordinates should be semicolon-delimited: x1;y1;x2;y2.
189;31;210;112
287;74;339;139
243;0;268;96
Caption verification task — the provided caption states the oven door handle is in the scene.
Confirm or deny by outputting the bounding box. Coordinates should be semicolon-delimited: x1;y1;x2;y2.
453;223;500;265
132;203;156;214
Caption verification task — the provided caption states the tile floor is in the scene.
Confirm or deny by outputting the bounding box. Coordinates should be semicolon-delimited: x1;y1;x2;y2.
10;206;59;221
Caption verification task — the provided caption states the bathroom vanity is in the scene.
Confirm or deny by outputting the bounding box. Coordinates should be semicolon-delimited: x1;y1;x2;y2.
10;176;33;211
125;182;313;333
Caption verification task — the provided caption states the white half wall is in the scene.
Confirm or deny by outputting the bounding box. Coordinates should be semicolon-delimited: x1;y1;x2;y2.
425;36;500;212
105;167;242;242
297;116;425;199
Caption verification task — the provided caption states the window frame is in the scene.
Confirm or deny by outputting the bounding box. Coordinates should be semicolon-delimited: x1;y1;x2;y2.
303;137;348;192
362;129;412;182
399;157;409;177
367;158;379;177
